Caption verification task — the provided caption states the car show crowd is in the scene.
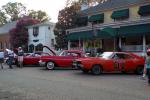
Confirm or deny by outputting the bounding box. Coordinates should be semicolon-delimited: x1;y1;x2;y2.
0;47;150;86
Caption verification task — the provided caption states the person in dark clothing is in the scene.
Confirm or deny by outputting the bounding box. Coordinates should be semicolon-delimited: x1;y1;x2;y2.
145;49;150;86
7;48;14;69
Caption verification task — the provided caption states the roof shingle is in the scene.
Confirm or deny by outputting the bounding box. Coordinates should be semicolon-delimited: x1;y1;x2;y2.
79;0;150;16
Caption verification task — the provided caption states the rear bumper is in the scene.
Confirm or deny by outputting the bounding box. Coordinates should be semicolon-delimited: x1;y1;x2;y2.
72;61;84;70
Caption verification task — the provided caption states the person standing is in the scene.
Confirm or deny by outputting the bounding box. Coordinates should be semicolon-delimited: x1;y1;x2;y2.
0;49;4;69
7;48;14;69
141;55;147;80
18;47;24;68
145;49;150;86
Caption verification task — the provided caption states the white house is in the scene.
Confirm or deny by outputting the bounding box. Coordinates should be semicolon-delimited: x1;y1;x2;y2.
27;22;56;53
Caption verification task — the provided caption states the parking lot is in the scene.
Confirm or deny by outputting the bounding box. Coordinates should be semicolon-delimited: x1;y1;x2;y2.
0;65;150;100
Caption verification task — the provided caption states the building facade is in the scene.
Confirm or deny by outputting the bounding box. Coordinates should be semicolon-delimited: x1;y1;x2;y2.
0;21;17;50
66;0;150;55
27;22;56;53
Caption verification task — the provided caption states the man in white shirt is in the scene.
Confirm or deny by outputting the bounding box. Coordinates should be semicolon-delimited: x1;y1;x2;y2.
0;49;4;69
7;48;14;69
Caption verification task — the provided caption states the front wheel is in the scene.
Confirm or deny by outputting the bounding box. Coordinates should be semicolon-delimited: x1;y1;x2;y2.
46;61;55;70
91;65;102;75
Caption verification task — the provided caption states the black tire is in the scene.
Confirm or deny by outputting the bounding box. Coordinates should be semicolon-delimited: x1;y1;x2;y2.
91;65;102;75
135;66;144;75
46;61;55;70
82;69;89;73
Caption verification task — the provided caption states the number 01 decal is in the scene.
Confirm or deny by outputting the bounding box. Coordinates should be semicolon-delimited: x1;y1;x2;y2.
114;61;119;71
114;61;125;71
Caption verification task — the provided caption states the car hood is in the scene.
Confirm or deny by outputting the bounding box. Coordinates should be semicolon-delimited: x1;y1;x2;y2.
43;46;56;56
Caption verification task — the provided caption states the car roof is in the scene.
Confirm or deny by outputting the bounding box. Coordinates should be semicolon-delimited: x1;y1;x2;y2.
103;51;141;58
104;51;130;54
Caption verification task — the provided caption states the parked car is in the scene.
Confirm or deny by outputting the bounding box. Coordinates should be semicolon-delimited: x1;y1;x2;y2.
73;52;145;75
23;51;51;66
39;50;85;69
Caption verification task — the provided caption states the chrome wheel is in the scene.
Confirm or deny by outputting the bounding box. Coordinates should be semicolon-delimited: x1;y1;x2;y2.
46;61;55;70
91;65;102;75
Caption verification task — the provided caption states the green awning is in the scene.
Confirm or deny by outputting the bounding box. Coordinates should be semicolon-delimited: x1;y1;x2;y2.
111;9;129;19
76;16;88;25
88;13;104;22
138;5;150;16
97;27;117;39
66;30;94;41
118;24;150;37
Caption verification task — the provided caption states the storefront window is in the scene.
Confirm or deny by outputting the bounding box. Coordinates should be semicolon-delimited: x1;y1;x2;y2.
122;37;142;45
121;36;143;51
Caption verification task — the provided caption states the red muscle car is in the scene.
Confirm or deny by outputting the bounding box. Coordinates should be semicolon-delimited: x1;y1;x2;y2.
23;52;51;66
73;52;145;75
39;50;85;69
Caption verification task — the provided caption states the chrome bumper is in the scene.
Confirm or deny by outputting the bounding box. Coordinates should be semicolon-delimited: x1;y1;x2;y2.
39;60;46;66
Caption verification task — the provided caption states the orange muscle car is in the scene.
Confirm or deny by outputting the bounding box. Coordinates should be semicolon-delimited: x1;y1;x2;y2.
73;52;145;75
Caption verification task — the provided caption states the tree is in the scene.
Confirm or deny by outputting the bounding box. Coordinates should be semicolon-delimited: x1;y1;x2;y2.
9;17;39;51
2;2;26;21
0;10;7;25
54;2;81;49
28;10;50;22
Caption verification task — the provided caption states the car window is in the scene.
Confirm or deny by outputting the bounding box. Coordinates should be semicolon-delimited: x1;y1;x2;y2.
41;53;50;56
35;54;41;57
59;51;67;56
98;52;113;59
113;53;134;59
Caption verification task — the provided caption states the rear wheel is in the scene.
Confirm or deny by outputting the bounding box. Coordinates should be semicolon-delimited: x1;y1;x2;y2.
135;66;144;75
46;61;55;70
91;65;102;75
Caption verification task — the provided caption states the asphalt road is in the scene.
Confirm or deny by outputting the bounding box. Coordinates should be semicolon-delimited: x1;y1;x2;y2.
0;65;150;100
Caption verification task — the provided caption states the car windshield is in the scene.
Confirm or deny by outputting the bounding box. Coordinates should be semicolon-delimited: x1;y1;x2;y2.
98;52;113;59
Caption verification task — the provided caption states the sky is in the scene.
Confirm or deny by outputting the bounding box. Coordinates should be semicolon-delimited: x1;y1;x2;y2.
0;0;68;23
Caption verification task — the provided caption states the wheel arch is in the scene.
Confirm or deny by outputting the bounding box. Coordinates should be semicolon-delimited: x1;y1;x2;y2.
92;64;103;71
46;60;57;67
135;65;144;75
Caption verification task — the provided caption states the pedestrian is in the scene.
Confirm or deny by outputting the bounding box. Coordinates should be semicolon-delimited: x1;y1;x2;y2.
0;49;4;69
145;48;150;86
141;55;147;80
17;47;24;68
7;48;14;69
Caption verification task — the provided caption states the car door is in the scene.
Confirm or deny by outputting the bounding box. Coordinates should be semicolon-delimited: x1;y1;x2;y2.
56;52;80;67
113;53;136;72
113;53;126;72
123;54;137;72
24;54;40;65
